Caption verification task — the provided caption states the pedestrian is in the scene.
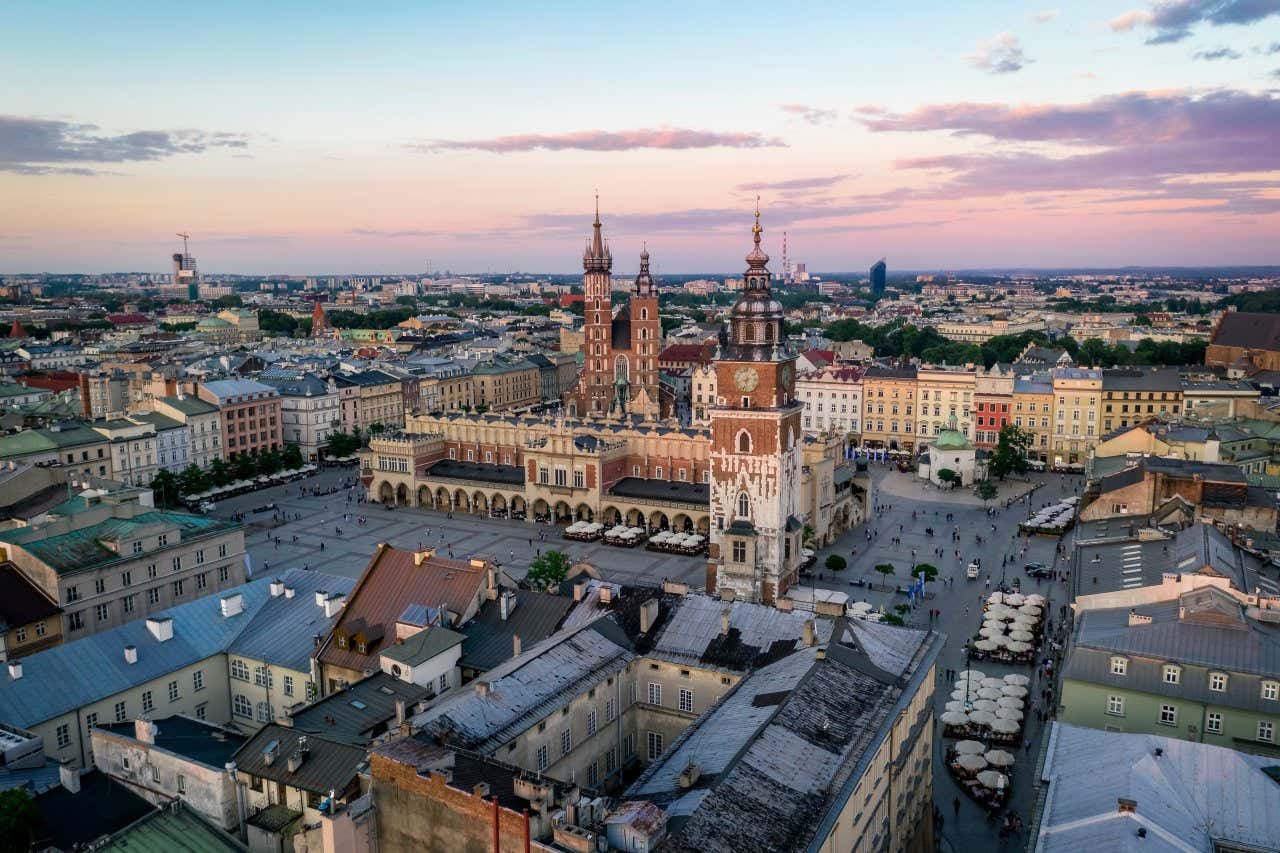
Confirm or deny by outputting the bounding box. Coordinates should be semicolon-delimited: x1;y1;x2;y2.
953;796;961;817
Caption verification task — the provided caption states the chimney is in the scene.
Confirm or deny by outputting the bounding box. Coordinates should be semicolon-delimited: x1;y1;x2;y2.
270;579;285;597
499;589;517;621
135;718;158;745
220;593;244;618
59;763;81;794
599;586;613;605
474;680;491;697
639;599;658;634
287;750;306;772
7;661;22;680
315;590;328;606
512;634;522;657
124;645;138;665
720;606;731;637
146;617;173;643
285;586;296;599
803;618;816;647
323;594;346;618
395;699;406;725
473;782;491;798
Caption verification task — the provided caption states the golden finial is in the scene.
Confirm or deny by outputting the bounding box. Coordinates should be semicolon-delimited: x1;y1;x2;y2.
752;195;762;238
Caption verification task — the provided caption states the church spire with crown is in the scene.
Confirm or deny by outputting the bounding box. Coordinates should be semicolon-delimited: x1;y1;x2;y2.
634;242;654;296
583;191;611;273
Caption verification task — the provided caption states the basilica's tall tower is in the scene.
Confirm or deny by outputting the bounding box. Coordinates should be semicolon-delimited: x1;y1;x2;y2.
624;245;662;418
707;205;803;605
575;200;614;416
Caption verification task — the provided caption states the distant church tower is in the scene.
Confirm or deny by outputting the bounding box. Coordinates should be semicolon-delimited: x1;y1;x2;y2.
311;299;329;337
707;203;803;605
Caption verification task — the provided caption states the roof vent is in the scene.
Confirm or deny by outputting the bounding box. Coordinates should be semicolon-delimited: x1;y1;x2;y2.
269;579;285;597
7;661;22;680
315;590;328;606
124;645;138;664
284;586;295;599
146;617;174;643
220;593;244;619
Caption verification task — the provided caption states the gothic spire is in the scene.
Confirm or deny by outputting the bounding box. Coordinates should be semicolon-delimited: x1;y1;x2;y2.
583;191;612;273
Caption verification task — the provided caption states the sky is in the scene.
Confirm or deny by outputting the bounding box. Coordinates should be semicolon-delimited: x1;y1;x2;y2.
2;0;1279;274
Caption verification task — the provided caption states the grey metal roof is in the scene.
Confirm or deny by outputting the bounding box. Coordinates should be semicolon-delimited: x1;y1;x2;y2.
1064;589;1280;713
424;459;524;486
226;571;355;673
649;595;834;672
233;724;365;795
382;624;466;667
97;715;246;768
607;477;710;506
459;589;573;672
415;621;636;753
289;672;430;746
0;568;344;729
1033;723;1280;853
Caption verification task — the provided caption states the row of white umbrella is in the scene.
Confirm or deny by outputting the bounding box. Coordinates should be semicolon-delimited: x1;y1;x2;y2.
943;670;1029;733
986;591;1046;607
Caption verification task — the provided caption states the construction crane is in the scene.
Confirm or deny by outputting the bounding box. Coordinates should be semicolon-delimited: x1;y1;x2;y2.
176;232;191;257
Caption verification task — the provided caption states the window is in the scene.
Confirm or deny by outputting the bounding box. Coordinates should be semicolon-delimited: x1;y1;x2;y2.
34;621;45;637
648;682;662;706
561;728;572;756
177;774;186;794
68;612;84;632
122;594;135;614
171;579;184;598
95;603;109;622
233;695;252;718
1263;681;1279;701
56;724;70;748
256;702;272;723
147;564;158;580
1158;704;1177;726
196;573;207;590
195;549;205;565
193;670;204;691
86;712;98;730
132;541;143;555
1260;721;1275;743
148;588;161;606
1162;665;1180;685
142;691;153;713
1106;695;1124;716
168;680;179;702
1206;712;1223;734
647;731;663;760
587;760;599;787
95;578;106;595
536;744;548;771
1209;673;1228;692
732;540;746;563
587;710;598;737
65;586;79;604
679;688;694;713
218;543;227;558
736;492;750;519
114;701;127;722
737;431;751;453
606;697;617;722
605;747;617;775
218;566;229;582
171;556;181;572
254;666;272;688
284;676;294;697
573;469;585;489
439;672;449;692
14;626;25;643
231;659;249;681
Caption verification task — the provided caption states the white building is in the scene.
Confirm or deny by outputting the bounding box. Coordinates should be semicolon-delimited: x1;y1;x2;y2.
262;374;340;462
150;395;224;469
797;366;864;438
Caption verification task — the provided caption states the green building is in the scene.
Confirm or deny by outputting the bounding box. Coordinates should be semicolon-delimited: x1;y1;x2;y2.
1059;584;1280;757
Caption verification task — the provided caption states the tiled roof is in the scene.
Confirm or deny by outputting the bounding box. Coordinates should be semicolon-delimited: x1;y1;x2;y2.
233;723;365;795
1212;312;1280;351
289;672;430;746
459;589;574;672
316;546;490;674
97;715;246;768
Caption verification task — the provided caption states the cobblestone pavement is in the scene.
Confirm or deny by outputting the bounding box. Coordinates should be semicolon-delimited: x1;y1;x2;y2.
210;466;706;587
803;465;1085;851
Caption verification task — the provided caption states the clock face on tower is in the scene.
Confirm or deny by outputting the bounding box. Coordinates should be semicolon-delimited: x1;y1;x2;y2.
780;364;793;386
733;367;759;392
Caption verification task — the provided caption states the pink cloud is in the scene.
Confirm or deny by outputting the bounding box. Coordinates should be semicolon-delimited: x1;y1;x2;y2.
412;128;785;154
779;104;838;125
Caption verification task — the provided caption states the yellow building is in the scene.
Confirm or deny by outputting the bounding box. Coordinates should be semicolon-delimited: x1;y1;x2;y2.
1012;373;1054;463
915;364;976;441
1051;367;1103;466
471;358;541;412
860;365;918;451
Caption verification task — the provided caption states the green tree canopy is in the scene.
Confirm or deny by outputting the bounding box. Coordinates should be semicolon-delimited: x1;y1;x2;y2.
988;423;1034;480
825;554;847;572
976;481;999;503
526;550;571;592
0;788;39;853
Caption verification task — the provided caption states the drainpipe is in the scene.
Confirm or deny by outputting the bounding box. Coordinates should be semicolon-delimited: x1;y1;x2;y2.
524;808;531;853
493;794;500;853
227;762;248;843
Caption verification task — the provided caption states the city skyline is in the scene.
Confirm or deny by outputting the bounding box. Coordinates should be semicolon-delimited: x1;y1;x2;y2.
3;0;1280;273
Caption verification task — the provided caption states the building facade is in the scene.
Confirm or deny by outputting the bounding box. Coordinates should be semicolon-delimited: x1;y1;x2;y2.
198;379;283;461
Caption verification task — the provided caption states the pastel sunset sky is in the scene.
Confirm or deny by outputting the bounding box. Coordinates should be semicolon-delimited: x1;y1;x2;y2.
2;0;1279;274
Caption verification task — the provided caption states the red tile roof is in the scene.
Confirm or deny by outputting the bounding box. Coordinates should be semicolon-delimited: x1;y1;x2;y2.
316;545;492;675
106;313;152;326
801;349;836;367
658;343;714;365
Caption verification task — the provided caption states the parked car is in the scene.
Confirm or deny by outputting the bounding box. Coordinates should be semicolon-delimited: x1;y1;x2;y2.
1025;563;1053;578
966;560;981;579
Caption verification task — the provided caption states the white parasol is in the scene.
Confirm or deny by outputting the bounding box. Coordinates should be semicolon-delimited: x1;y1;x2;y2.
990;717;1021;734
1003;674;1030;686
941;711;969;726
977;770;1010;789
969;710;997;727
954;740;986;754
1002;684;1029;698
955;753;988;773
984;749;1015;767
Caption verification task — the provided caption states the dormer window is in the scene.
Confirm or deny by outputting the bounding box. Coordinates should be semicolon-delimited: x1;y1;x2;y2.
1110;657;1127;676
1162;665;1181;685
337;634;348;649
1209;672;1228;692
357;641;367;654
1262;681;1278;701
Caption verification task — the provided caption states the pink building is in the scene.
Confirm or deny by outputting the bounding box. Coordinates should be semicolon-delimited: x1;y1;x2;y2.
197;378;283;460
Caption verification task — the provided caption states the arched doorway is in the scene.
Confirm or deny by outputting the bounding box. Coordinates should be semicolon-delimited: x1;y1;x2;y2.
491;493;508;517
672;513;692;532
435;487;450;511
472;491;488;516
602;506;621;525
453;489;470;514
575;504;593;522
395;484;409;506
553;501;571;524
378;481;394;504
625;508;643;526
648;511;669;531
532;498;549;521
696;516;710;535
417;485;431;507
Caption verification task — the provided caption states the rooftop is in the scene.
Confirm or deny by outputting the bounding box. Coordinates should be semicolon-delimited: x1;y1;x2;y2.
459;589;574;672
290;672;430;746
97;715;247;769
97;802;246;853
1032;722;1280;852
423;459;524;486
0;562;60;629
607;477;709;506
233;724;366;795
32;770;154;852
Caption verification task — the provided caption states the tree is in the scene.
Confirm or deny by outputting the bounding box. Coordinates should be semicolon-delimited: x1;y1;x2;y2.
526;550;571;592
976;481;998;504
326;429;361;458
0;788;38;853
915;563;938;583
988;423;1034;480
882;613;905;626
177;463;207;496
282;444;304;469
937;468;957;486
825;554;847;572
150;469;180;507
802;524;816;549
874;563;895;590
256;449;282;476
232;452;258;481
207;457;232;487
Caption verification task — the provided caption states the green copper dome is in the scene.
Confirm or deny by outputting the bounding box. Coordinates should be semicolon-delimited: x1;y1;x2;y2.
933;429;972;451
